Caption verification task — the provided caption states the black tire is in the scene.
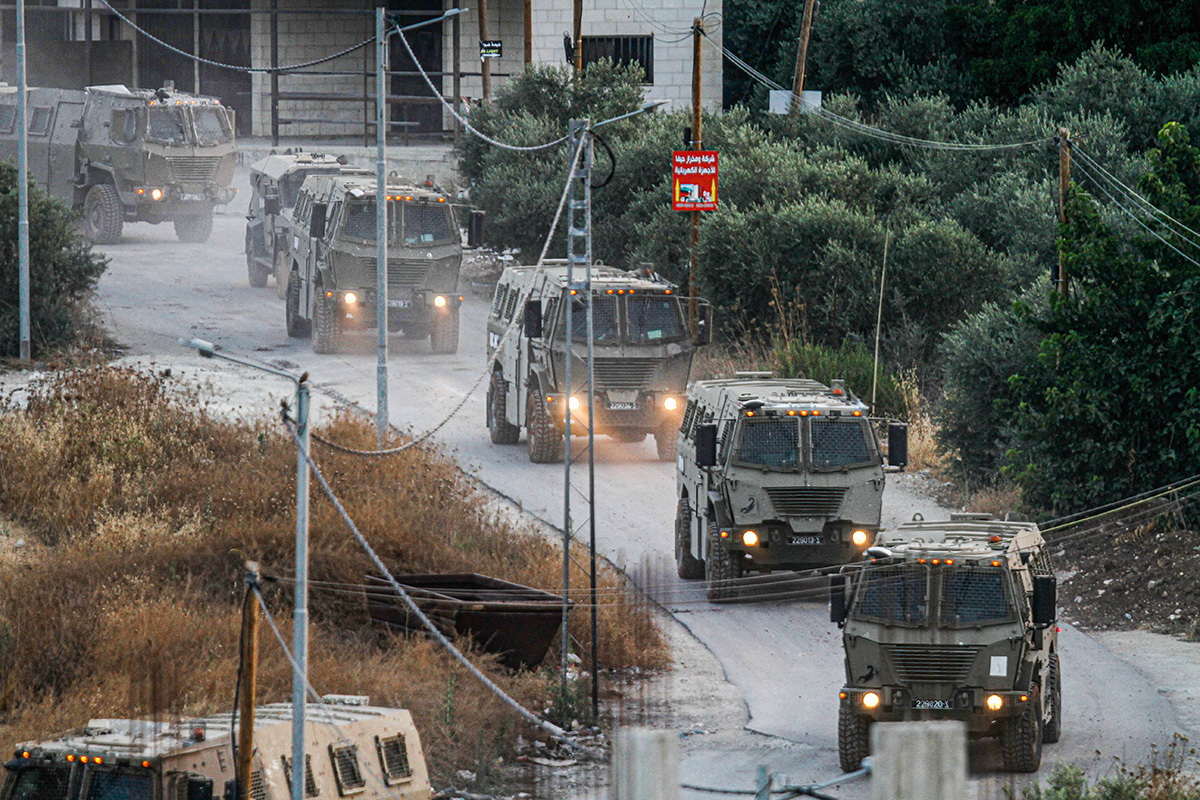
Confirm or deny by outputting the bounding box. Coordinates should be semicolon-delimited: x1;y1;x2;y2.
838;706;871;772
487;371;520;445
705;516;742;602
1001;689;1043;773
675;498;705;579
174;212;214;244
430;308;460;354
286;272;310;338
527;393;563;463
1043;655;1062;744
313;291;340;354
610;430;647;443
273;248;290;299
84;184;123;244
655;424;679;461
247;230;270;288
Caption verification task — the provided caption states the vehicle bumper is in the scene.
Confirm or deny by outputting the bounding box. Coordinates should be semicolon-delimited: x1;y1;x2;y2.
127;184;237;218
334;289;463;328
840;686;1031;731
717;521;875;569
541;391;686;434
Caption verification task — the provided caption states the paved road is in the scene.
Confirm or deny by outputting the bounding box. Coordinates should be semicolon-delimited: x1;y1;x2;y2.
94;179;1187;798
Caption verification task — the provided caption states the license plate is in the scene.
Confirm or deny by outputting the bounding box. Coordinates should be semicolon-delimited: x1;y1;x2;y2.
181;193;206;202
787;535;822;545
607;402;637;410
387;299;411;309
913;699;953;710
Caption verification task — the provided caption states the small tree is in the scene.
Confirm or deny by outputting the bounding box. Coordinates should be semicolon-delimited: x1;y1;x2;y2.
0;163;107;358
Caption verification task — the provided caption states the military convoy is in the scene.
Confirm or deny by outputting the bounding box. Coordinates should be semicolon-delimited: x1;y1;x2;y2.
674;374;905;600
830;515;1061;773
485;262;710;463
283;172;463;354
0;697;431;800
0;84;237;244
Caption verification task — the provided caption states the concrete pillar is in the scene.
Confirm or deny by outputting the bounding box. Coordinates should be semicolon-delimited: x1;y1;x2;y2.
611;727;679;800
870;721;967;800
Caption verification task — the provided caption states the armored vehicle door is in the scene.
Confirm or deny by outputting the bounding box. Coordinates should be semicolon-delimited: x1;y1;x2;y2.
47;99;83;202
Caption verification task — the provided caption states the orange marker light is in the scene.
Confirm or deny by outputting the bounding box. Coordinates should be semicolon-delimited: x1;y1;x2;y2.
142;761;151;769
852;410;862;417
918;558;927;564
812;410;820;416
94;758;103;765
437;197;446;202
799;410;809;416
931;559;941;565
991;560;1001;567
81;757;89;764
787;409;796;416
67;755;75;762
21;752;29;759
746;410;755;417
606;289;614;294
665;289;672;294
945;559;954;565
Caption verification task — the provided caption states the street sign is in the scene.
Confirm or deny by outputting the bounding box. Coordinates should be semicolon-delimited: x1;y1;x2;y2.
672;150;718;211
480;40;502;60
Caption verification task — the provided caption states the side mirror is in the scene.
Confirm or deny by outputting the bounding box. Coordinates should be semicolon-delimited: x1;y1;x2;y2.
263;191;281;216
887;423;908;469
693;302;713;346
1032;575;1056;626
187;777;213;800
523;299;543;339
468;209;485;248
310;202;328;239
830;574;847;625
695;423;717;468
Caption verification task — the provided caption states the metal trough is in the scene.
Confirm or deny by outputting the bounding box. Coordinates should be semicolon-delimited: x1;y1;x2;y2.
365;573;572;670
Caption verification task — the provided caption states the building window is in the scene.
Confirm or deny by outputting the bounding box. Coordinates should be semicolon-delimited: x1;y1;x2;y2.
581;36;654;84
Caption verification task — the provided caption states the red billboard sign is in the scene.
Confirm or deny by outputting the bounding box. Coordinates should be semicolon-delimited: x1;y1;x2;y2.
672;150;718;211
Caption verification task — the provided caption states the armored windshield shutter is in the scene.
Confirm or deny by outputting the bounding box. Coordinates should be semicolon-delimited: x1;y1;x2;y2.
282;755;319;797
491;285;507;315
375;735;413;784
329;745;365;796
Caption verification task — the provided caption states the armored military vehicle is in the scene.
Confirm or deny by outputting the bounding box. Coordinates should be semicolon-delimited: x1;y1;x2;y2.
485;262;710;463
0;696;431;800
284;172;462;354
675;374;905;601
0;84;237;244
830;515;1061;773
245;152;368;295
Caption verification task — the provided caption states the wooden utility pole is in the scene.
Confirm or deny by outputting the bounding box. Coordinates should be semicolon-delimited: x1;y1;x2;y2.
524;0;532;63
789;0;816;115
1057;127;1071;297
479;0;491;100
688;17;702;338
237;564;261;800
573;0;583;75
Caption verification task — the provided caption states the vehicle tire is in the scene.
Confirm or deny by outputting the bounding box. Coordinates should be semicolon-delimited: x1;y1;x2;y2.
1043;655;1062;744
286;272;311;338
487;371;520;445
675;498;705;580
429;308;460;354
273;247;290;299
247;231;270;288
838;705;871;772
174;212;214;244
705;516;742;602
527;393;563;463
1000;688;1043;773
610;430;647;443
655;424;679;462
313;290;340;354
84;184;123;244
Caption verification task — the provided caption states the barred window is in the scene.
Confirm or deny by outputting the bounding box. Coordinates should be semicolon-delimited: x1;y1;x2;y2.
581;36;654;84
939;568;1013;627
88;772;154;800
403;203;453;244
626;296;684;343
282;754;319;797
376;735;413;784
853;565;928;625
735;418;800;469
9;766;70;800
810;420;872;470
681;399;698;440
503;286;520;322
329;745;365;796
491;284;508;316
568;297;618;342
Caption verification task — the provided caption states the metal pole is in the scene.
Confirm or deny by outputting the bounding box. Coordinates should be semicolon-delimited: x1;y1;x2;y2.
129;0;139;89
376;7;390;447
193;0;200;93
452;0;461;146
1057;128;1071;297
871;228;888;409
687;19;701;338
270;0;279;146
237;562;260;800
290;378;310;800
84;0;92;85
582;128;598;720
17;0;30;363
479;0;491;101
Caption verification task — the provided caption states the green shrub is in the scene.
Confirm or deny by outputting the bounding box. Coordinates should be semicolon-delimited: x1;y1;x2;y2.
773;338;905;420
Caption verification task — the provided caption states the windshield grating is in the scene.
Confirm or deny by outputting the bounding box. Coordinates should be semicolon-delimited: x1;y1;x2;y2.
89;771;154;800
626;296;684;342
403;203;452;243
939;568;1013;626
811;420;871;469
853;565;927;625
10;766;71;800
736;418;799;469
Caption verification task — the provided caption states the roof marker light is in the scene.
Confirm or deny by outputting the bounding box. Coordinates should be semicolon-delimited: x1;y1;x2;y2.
852;410;862;417
812;410;820;416
991;560;1001;567
945;559;954;565
787;410;796;416
665;289;672;294
142;761;151;769
989;535;1002;543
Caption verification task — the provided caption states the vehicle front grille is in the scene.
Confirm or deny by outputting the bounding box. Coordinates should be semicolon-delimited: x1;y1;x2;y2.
166;155;221;182
764;486;846;517
356;257;430;290
593;357;661;389
883;644;983;684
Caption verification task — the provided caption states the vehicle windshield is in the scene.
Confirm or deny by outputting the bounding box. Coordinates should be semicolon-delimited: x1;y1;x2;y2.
86;772;152;800
938;567;1014;627
626;295;685;343
568;296;619;343
735;417;800;469
8;765;70;800
852;564;928;625
278;173;308;209
402;202;454;244
810;419;875;470
340;202;401;242
146;106;189;144
192;106;231;145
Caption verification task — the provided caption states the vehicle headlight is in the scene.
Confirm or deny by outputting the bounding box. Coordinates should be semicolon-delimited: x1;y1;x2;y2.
664;396;678;411
852;529;869;546
861;692;880;709
434;295;447;308
150;188;163;201
742;530;758;546
986;694;1003;711
568;396;580;411
344;292;357;305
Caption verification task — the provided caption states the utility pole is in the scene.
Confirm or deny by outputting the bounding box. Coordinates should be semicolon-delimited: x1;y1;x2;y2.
375;7;390;447
270;0;279;147
290;377;311;800
572;0;582;75
789;0;816;114
84;0;93;84
16;0;30;363
192;0;201;94
1057;127;1071;297
523;0;532;63
479;0;491;101
237;562;261;800
688;18;702;338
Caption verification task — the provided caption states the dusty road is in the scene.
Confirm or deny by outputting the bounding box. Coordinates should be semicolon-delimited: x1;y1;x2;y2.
90;177;1191;798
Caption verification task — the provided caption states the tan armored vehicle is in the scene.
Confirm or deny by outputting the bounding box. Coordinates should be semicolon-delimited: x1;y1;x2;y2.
1;697;431;800
284;173;462;354
0;84;237;243
245;153;368;294
830;515;1061;773
675;374;904;601
485;262;710;463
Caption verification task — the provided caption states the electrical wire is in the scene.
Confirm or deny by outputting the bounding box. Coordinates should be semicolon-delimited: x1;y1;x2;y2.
590;129;617;188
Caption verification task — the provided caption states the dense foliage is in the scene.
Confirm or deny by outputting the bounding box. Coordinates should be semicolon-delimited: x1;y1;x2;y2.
0;162;107;357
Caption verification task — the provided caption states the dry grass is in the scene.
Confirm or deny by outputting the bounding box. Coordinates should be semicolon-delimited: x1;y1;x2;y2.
0;366;666;785
896;370;949;473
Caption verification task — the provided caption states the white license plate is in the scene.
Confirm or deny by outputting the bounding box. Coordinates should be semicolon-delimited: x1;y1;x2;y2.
181;193;206;202
913;699;953;710
788;535;822;545
387;299;411;309
607;402;637;410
